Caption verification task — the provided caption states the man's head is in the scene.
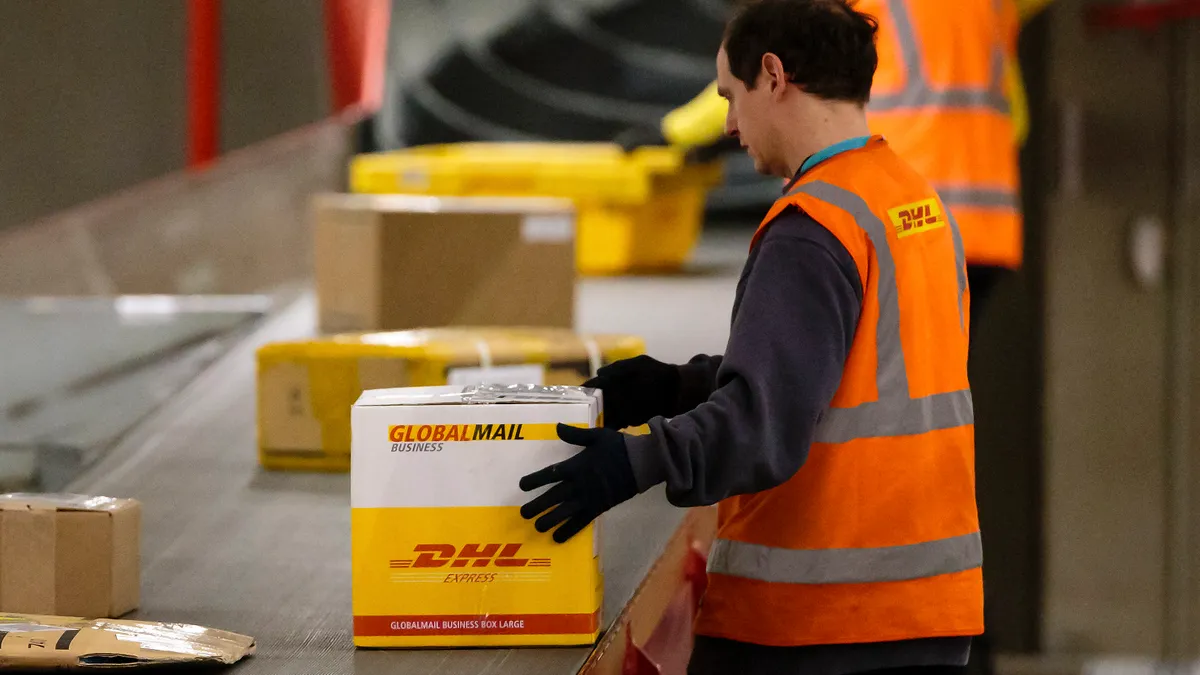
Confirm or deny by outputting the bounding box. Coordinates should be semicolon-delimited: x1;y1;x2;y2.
716;0;879;177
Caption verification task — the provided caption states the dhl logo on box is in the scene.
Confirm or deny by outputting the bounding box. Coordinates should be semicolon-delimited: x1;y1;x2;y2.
384;542;552;591
391;542;551;570
351;385;604;648
351;507;600;646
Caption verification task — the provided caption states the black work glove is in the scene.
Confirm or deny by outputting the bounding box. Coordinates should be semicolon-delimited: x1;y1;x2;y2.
585;355;681;430
519;424;639;543
613;125;667;152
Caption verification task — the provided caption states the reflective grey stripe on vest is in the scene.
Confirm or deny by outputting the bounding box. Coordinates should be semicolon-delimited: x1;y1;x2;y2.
792;181;972;444
708;531;982;584
868;0;1010;115
936;186;1020;211
947;207;969;332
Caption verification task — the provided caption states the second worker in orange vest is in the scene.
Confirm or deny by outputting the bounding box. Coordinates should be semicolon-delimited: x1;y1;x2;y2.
857;0;1022;271
519;1;982;673
619;0;1027;336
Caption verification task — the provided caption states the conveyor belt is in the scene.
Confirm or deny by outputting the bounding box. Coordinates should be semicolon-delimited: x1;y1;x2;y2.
65;294;685;675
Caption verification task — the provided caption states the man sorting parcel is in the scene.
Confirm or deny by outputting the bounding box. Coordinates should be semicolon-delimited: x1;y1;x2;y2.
518;1;982;673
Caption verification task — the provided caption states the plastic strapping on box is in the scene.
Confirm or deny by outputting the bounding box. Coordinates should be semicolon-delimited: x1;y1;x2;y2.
461;383;594;405
0;493;123;512
583;337;602;379
474;340;494;369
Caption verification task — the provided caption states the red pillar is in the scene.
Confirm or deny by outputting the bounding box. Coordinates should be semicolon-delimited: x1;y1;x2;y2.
324;0;390;116
187;0;220;169
324;0;357;113
360;0;390;113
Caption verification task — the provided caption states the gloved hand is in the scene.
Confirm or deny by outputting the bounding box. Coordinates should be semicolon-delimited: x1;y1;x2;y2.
613;125;667;152
585;355;681;430
519;424;639;543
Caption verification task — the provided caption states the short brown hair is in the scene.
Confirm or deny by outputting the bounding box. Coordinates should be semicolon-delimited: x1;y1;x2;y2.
723;0;879;104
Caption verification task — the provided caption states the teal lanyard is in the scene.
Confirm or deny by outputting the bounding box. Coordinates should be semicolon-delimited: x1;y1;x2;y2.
798;135;873;177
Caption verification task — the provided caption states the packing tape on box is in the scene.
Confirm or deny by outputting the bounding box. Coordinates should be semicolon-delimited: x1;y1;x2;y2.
473;337;596;380
474;339;494;369
583;338;601;379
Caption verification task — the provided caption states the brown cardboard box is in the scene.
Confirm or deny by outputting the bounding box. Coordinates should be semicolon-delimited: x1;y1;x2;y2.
313;194;577;333
0;494;140;618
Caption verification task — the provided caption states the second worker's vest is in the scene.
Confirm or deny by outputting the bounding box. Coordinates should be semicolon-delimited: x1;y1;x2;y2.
860;0;1023;269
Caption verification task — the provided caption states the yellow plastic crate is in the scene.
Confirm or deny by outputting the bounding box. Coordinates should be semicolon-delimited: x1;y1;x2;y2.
256;326;646;472
349;143;723;275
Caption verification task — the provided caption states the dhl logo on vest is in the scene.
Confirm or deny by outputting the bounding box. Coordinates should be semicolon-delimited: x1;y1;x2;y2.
888;198;945;239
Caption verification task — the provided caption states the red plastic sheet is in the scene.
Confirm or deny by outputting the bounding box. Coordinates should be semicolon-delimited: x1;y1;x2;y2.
623;545;709;675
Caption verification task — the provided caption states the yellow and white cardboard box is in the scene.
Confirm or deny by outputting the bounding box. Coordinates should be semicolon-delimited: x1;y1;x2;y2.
350;385;603;648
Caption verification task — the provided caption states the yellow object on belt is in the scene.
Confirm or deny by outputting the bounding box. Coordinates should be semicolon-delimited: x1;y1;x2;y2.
256;327;646;472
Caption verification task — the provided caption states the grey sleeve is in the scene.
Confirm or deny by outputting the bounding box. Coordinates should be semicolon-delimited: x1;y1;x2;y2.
673;354;724;414
625;214;863;507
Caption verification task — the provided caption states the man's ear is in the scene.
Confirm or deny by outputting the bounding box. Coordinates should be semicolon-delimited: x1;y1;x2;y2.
761;53;788;99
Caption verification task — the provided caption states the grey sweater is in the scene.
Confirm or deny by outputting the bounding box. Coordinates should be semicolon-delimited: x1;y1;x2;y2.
624;208;972;674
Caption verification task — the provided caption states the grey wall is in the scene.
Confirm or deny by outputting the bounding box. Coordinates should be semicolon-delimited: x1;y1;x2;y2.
0;1;188;231
0;121;351;297
1042;0;1171;654
0;1;332;232
1183;21;1200;661
1037;0;1200;658
221;0;329;153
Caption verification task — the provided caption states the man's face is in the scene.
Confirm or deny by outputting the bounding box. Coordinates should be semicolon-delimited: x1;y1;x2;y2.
716;47;783;177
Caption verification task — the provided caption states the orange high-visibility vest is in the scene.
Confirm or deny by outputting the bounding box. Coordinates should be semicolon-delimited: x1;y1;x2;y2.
859;0;1023;269
697;137;983;647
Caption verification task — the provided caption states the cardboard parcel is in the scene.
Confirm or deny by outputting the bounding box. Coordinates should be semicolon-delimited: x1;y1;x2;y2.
0;494;140;619
0;613;255;669
350;384;604;648
257;327;644;471
314;193;577;333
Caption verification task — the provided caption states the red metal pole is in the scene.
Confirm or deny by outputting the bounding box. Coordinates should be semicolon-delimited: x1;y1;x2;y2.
187;0;220;169
325;0;390;117
324;0;358;114
360;0;390;114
